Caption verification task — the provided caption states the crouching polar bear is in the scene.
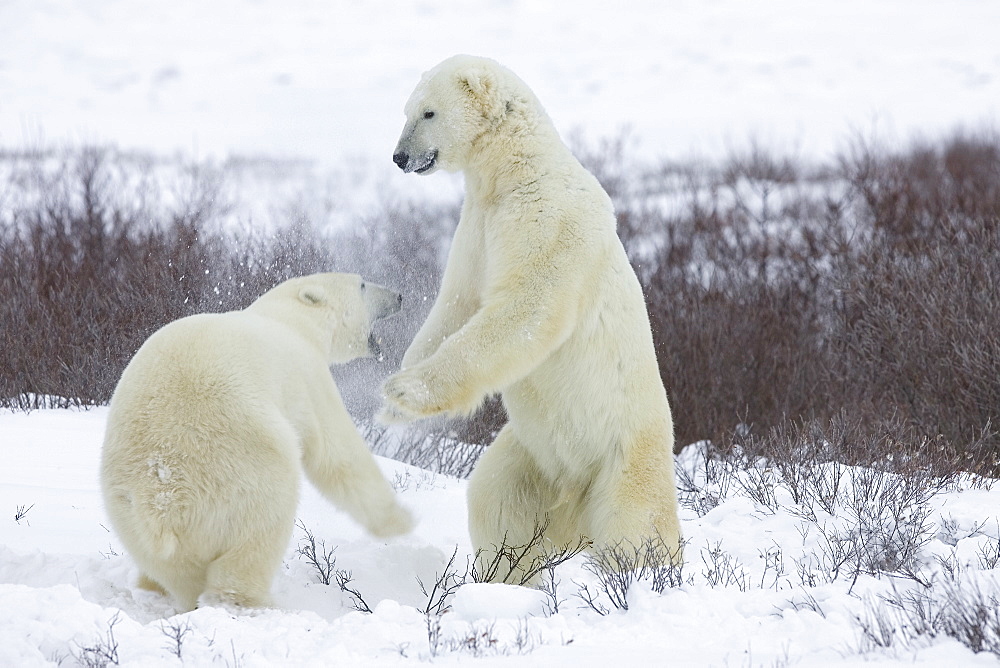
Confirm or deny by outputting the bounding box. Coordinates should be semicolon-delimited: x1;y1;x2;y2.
101;273;413;612
385;55;683;574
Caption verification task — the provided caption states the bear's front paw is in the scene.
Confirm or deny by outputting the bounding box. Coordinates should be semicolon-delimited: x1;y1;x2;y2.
378;368;441;422
368;503;415;539
375;403;415;425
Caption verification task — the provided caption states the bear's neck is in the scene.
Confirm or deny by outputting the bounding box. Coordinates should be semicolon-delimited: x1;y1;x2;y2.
463;117;568;195
247;302;331;360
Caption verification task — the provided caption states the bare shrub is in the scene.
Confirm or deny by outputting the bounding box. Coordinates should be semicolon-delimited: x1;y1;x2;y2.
934;579;1000;656
699;541;749;591
295;521;372;612
418;522;589;617
537;568;566;616
854;596;904;653
726;415;982;605
610;127;1000;472
334;569;373;613
828;225;1000;473
786;590;827;617
368;422;486;478
648;255;832;451
826;130;1000;471
159;619;192;660
722;451;781;515
842;128;1000;248
857;576;1000;658
674;441;736;517
425;615;504;659
575;535;687;614
978;531;1000;570
727;412;962;521
295;520;337;586
758;542;786;590
470;519;591;587
589;135;817;453
418;546;464;616
611;136;842;451
425;615;544;658
74;612;121;668
837;466;935;582
14;503;34;525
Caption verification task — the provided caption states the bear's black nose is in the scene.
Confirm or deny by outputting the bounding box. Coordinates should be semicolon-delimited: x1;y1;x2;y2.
392;152;408;169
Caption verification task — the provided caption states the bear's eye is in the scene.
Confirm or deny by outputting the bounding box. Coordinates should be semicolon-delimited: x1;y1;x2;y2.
423;110;435;119
360;281;366;291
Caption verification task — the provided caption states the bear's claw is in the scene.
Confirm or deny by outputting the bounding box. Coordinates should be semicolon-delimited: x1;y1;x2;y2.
379;369;440;422
375;402;420;425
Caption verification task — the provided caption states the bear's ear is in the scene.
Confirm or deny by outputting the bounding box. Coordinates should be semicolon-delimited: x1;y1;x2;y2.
297;285;328;306
458;67;506;122
458;67;494;100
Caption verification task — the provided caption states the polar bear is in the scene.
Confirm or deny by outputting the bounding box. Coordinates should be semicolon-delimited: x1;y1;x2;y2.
101;273;413;612
384;55;682;576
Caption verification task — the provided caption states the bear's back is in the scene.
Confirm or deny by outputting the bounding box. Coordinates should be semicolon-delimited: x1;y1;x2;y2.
111;312;288;418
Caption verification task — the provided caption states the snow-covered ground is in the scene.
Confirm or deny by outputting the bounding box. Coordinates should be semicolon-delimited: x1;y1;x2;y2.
5;0;997;233
2;407;1000;666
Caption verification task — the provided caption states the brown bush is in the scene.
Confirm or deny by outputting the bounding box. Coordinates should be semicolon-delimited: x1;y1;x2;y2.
828;226;1000;472
842;128;1000;248
581;128;1000;469
596;142;840;449
2;129;998;476
0;147;427;411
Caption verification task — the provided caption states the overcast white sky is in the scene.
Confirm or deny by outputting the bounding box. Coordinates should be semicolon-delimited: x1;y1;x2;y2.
2;0;998;168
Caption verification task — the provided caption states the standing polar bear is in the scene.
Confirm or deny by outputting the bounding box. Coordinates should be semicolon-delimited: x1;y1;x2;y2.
102;273;413;612
385;55;682;574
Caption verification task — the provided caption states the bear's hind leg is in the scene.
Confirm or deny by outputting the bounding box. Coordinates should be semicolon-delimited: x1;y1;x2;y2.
139;559;207;612
583;458;684;566
467;426;575;584
136;573;167;595
201;538;285;610
200;493;295;610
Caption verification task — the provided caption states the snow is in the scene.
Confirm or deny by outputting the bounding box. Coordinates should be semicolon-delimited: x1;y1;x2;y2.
4;0;995;235
450;583;549;621
3;0;997;230
2;406;1000;666
2;0;998;174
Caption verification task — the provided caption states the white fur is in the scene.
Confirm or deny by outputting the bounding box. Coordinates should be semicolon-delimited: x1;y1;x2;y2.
386;55;683;576
101;273;412;612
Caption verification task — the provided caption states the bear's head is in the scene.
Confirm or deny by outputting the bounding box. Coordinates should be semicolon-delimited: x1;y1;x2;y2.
392;54;539;175
254;272;402;364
